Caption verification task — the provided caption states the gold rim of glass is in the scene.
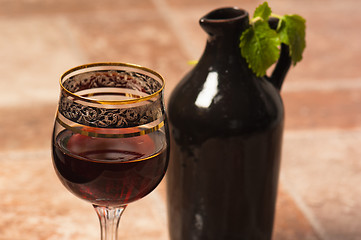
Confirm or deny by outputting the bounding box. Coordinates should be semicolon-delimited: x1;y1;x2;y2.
60;62;165;105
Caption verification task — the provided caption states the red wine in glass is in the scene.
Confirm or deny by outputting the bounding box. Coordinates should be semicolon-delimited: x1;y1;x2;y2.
52;129;168;206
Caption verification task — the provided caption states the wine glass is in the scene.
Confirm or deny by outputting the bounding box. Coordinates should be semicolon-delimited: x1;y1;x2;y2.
51;62;169;239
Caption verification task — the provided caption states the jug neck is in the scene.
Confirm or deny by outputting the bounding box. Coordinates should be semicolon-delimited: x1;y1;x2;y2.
197;7;252;78
197;7;291;90
200;7;249;49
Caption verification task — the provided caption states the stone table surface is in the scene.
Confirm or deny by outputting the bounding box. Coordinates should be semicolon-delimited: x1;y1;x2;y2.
0;0;361;239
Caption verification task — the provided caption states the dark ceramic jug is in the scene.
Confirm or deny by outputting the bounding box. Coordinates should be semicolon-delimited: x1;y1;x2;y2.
166;7;291;240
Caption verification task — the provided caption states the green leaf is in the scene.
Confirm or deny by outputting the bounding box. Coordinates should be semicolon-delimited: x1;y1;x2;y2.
240;21;280;77
253;1;272;21
239;2;306;76
278;14;306;65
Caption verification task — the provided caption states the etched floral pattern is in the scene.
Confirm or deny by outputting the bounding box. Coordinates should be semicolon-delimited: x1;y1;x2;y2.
63;70;162;95
59;70;163;128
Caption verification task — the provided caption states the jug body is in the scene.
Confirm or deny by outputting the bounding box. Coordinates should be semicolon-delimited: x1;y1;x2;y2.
167;7;289;240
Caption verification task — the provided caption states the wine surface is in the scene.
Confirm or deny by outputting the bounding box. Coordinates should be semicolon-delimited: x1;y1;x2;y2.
52;129;168;206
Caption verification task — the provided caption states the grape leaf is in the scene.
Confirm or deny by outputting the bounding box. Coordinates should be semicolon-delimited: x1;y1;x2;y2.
239;2;306;76
240;21;280;77
253;1;272;21
278;14;306;65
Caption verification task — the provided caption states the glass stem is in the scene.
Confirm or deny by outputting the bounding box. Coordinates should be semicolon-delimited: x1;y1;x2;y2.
93;205;127;240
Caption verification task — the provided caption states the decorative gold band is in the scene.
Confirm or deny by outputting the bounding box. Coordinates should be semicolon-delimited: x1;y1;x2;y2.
56;114;165;138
